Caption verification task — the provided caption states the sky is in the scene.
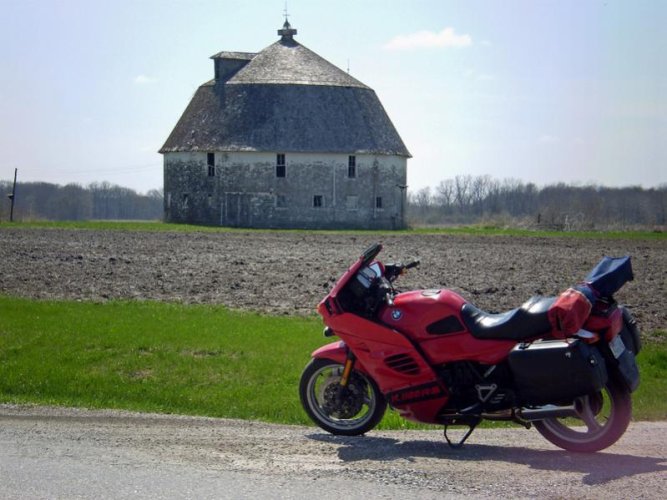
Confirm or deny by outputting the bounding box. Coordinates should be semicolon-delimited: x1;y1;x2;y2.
0;0;665;194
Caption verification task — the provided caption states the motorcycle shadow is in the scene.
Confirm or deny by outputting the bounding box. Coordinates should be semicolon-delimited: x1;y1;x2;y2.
307;433;667;485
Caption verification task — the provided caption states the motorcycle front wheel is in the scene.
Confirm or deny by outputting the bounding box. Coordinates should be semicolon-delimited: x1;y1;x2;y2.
299;358;386;436
533;379;631;453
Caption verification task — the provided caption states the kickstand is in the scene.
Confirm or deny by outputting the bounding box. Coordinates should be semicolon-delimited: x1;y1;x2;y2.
444;422;479;449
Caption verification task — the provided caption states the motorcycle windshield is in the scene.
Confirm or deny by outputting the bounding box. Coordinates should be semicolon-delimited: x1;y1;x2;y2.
585;256;634;297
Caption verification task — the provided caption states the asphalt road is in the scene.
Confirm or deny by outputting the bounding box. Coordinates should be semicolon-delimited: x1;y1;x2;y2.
1;405;666;499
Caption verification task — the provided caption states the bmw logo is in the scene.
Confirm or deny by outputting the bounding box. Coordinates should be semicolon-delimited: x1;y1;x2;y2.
391;309;403;321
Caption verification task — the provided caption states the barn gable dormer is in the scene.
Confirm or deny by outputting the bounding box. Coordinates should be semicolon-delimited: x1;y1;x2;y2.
210;52;256;82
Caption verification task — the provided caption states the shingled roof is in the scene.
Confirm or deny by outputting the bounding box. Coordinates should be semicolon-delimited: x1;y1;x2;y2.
160;23;410;157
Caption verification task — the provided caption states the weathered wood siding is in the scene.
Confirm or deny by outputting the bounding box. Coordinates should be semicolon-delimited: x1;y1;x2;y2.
164;151;407;229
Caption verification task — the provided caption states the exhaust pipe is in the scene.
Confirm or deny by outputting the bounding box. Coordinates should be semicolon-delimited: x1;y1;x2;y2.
519;405;578;421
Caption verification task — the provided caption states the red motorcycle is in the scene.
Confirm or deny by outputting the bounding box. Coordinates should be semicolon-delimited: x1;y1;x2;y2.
299;243;641;452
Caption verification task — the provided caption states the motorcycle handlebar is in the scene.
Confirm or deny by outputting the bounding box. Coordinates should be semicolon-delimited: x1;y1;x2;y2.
384;259;420;282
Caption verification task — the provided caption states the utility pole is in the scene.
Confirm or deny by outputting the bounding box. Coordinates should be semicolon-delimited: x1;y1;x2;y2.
8;168;17;222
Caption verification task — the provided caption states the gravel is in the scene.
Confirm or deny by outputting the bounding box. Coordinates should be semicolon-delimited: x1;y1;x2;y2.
1;405;666;499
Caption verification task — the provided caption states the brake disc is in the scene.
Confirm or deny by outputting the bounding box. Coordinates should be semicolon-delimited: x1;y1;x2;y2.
321;377;366;419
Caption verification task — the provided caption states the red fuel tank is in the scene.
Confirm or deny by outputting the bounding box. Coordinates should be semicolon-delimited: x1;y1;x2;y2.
380;289;467;341
379;289;516;365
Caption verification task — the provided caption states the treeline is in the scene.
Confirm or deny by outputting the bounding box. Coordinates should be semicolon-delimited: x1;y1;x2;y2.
407;175;667;230
0;181;163;222
3;176;665;229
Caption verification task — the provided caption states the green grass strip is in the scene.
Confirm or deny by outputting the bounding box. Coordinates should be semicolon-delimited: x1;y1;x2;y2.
0;297;326;424
0;296;665;426
1;220;665;240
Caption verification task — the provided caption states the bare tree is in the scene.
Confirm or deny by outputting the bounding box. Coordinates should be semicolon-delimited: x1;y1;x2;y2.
435;179;455;214
406;174;664;229
454;175;473;213
0;181;162;222
414;187;432;217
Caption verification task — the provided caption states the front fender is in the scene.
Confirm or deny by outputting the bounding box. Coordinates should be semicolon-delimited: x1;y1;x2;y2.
312;341;349;365
311;341;371;376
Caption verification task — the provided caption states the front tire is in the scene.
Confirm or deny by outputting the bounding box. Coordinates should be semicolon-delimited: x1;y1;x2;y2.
299;358;386;436
534;379;632;452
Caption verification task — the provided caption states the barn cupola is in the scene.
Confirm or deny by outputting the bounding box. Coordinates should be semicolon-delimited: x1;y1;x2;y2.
278;19;297;41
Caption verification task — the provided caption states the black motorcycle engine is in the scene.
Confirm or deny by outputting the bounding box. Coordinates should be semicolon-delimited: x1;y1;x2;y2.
439;362;514;412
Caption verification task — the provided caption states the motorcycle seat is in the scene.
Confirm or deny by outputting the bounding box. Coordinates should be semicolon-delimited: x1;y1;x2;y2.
460;296;555;341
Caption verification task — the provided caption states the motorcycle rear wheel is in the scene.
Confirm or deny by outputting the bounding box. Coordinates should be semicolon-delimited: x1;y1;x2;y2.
533;379;631;453
299;358;386;436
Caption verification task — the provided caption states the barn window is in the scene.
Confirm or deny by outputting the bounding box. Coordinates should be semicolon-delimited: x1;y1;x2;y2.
207;153;215;177
183;193;189;209
276;153;286;177
375;196;383;209
348;156;356;178
313;195;323;208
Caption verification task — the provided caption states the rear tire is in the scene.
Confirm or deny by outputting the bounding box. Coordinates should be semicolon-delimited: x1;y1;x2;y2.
299;358;386;436
534;379;631;453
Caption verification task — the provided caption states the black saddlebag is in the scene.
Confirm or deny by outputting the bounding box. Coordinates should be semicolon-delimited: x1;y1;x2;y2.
509;340;608;406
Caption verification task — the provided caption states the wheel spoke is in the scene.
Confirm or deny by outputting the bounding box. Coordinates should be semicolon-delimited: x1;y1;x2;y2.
577;397;602;432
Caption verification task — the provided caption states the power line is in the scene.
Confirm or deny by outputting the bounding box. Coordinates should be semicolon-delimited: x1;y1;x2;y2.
5;163;161;176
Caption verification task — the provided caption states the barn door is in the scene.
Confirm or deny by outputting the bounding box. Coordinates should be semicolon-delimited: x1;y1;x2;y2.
223;193;251;227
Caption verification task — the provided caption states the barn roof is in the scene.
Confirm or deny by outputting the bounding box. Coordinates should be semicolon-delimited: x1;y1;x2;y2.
210;51;256;61
160;23;410;157
225;38;369;89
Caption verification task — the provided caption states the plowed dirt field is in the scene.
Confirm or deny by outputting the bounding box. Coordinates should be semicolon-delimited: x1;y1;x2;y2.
1;228;665;333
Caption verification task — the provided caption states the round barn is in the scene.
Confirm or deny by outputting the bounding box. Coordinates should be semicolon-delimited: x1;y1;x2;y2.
160;21;411;229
